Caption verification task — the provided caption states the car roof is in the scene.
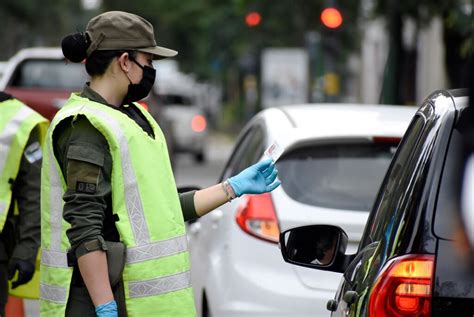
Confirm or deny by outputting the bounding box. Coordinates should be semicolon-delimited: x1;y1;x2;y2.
7;47;64;60
0;47;65;89
253;104;417;148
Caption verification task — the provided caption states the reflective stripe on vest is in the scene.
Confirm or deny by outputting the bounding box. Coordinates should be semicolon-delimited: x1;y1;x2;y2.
40;107;79;304
40;283;67;304
126;235;188;264
41;234;188;267
0;106;35;217
41;272;193;307
40;143;70;304
128;271;191;298
48;144;65;253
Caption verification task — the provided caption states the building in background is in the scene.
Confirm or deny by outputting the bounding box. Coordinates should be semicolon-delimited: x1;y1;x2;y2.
261;48;309;108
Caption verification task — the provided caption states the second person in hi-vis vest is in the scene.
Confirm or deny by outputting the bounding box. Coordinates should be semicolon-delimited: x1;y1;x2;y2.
0;92;48;316
40;11;281;317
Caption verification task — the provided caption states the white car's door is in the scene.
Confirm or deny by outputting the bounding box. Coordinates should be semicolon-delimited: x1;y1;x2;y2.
187;123;267;316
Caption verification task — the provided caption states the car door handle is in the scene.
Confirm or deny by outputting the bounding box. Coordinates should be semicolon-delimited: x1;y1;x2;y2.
342;291;358;305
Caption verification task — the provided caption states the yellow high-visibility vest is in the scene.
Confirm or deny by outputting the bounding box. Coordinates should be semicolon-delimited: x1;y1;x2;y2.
0;98;47;229
40;94;196;316
0;98;48;300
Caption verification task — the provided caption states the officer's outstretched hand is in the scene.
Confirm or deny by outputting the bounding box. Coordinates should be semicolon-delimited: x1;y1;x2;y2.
95;300;118;317
228;158;281;197
8;258;35;289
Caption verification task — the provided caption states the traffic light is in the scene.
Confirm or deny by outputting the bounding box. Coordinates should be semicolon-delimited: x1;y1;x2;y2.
245;12;261;27
320;7;343;29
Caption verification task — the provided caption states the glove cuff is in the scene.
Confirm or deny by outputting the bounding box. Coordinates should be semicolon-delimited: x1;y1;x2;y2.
95;300;118;315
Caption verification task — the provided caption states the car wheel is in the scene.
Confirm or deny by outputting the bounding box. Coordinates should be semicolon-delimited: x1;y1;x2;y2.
194;151;205;163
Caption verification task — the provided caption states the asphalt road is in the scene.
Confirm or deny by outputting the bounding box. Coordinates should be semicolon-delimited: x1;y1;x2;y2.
173;131;235;188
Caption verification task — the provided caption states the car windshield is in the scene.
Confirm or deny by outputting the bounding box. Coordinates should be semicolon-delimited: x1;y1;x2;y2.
10;59;88;90
277;142;398;211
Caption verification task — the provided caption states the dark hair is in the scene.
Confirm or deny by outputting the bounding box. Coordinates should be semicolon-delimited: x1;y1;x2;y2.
61;32;137;77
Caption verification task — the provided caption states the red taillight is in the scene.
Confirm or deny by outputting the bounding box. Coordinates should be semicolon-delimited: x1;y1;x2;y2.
191;115;206;132
369;254;434;317
235;193;280;243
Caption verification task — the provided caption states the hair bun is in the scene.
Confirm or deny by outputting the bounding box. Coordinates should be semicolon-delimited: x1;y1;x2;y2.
61;32;90;63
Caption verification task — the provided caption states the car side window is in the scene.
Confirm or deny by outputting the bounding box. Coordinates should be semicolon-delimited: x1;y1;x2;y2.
434;107;467;239
220;126;265;181
360;115;426;247
237;127;264;170
10;59;87;89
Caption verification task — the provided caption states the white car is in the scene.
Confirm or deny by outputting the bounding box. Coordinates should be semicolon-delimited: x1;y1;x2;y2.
0;47;88;120
187;104;416;317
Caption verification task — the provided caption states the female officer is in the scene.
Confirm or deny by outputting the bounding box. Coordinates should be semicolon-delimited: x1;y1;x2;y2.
40;11;280;317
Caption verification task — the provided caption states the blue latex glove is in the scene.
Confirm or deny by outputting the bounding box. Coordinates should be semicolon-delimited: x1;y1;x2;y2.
95;300;118;317
228;158;281;197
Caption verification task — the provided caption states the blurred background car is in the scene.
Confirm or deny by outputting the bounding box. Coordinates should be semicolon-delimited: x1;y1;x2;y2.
0;47;88;120
0;47;177;159
280;89;474;316
187;104;416;317
152;60;209;163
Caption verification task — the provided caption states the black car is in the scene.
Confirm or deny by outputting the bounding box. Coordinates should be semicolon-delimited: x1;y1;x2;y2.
280;89;474;316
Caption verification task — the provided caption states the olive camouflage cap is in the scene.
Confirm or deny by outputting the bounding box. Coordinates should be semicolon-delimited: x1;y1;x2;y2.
86;11;177;59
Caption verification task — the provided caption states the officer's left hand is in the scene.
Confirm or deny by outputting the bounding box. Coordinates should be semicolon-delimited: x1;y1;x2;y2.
8;258;35;289
228;158;281;197
95;300;118;317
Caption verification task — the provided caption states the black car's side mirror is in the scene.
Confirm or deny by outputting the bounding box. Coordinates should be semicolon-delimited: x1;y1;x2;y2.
279;224;349;273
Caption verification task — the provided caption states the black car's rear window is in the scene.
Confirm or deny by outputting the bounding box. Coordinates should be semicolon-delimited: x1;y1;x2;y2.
277;142;398;211
10;59;88;90
434;107;471;239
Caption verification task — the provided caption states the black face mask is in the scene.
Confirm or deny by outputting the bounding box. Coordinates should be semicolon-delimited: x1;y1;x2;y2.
123;59;156;105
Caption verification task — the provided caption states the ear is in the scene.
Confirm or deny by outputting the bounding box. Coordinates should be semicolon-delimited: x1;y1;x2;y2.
117;52;131;73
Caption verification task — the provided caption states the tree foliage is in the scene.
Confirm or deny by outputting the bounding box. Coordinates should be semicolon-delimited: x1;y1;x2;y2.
373;0;473;100
1;0;470;101
0;0;84;60
101;0;362;80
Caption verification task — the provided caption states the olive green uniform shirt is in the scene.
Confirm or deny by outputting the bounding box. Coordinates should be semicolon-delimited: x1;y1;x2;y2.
54;85;197;258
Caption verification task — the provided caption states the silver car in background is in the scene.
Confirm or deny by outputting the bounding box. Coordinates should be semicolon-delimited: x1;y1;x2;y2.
153;61;208;163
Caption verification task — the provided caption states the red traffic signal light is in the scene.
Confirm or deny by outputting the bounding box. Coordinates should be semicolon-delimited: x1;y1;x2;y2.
320;7;343;29
245;12;261;27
